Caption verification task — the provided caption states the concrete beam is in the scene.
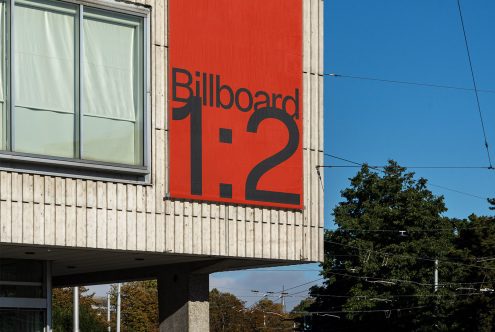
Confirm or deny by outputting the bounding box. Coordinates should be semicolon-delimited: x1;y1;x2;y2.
158;272;209;332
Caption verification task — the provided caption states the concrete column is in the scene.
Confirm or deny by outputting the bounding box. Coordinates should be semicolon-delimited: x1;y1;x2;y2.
157;272;209;332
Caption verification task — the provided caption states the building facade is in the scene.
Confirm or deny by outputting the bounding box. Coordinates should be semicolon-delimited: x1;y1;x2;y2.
0;0;324;330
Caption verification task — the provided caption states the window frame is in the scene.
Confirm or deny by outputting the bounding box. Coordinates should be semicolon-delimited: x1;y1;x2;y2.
0;0;151;181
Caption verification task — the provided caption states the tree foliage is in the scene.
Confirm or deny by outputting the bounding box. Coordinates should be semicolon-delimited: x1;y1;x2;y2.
306;161;492;331
210;288;249;331
109;280;159;332
210;288;294;331
246;298;293;331
451;214;495;331
52;287;107;332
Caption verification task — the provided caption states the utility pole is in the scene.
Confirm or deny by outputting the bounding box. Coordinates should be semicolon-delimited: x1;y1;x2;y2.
281;285;288;313
107;293;111;332
73;287;79;332
434;259;439;292
116;283;122;332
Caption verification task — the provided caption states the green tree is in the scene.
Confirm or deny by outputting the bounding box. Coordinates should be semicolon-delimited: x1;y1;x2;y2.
246;298;293;331
210;288;249;331
110;280;159;332
309;162;460;331
292;297;314;313
52;287;107;332
291;298;315;332
450;212;495;331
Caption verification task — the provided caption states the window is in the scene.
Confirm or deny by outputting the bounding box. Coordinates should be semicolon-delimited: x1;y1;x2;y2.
0;259;49;332
0;0;147;169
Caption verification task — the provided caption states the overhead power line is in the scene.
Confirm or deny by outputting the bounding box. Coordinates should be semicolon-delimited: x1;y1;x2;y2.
294;305;429;315
326;240;495;272
309;292;485;299
322;153;490;200
326;73;495;94
331;225;494;234
317;165;491;170
456;0;493;169
324;270;490;289
326;73;495;95
279;277;325;293
325;71;495;169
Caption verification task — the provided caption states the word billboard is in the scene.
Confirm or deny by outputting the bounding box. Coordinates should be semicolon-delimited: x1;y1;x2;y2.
168;0;303;209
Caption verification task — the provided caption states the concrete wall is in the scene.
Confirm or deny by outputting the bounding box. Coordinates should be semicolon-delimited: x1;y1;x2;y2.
0;0;324;263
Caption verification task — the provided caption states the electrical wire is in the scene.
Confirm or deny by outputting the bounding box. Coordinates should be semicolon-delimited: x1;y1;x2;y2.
456;0;493;169
278;277;325;293
322;153;490;200
325;73;495;95
286;289;486;299
331;225;494;233
317;165;491;170
326;240;495;271
293;305;429;315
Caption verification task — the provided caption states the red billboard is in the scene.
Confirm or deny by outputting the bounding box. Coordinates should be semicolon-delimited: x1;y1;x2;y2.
168;0;303;209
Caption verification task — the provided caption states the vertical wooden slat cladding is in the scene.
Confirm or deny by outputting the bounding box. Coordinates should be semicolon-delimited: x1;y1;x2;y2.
106;183;117;249
76;180;87;247
1;0;323;263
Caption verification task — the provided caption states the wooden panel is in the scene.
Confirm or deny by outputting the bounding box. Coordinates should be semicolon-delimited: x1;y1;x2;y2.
310;0;318;73
295;224;303;260
201;204;211;255
22;174;33;244
236;206;245;257
287;222;295;260
96;182;107;248
156;213;165;252
154;0;166;47
192;202;201;255
136;186;146;251
0;172;11;242
270;210;279;259
117;184;127;250
246;222;254;258
174;201;183;253
54;178;65;246
155;129;165;213
302;0;310;73
44;177;55;245
254;209;262;258
76;180;87;247
183;202;192;254
154;47;166;131
146;212;156;251
127;185;137;250
262;209;270;258
76;206;87;247
136;211;146;251
210;204;219;255
165;202;174;252
219;205;227;256
279;222;287;260
106;183;117;249
227;206;236;256
65;179;76;247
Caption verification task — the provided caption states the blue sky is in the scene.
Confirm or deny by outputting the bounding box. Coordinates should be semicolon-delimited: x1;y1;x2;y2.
91;0;495;311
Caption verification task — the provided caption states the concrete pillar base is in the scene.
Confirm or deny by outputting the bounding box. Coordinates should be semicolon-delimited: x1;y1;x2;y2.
158;272;209;332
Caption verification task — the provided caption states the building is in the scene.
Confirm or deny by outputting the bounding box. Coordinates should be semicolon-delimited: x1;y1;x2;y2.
0;0;324;330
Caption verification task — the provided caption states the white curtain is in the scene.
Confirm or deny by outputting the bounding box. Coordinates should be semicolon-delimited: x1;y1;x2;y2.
83;11;139;122
14;0;76;157
0;1;4;103
82;10;142;165
0;1;5;149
